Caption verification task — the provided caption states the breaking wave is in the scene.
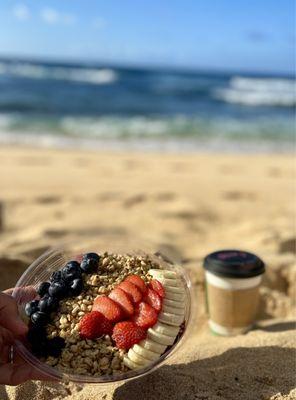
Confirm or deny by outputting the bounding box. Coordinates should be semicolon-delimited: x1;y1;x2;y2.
0;62;117;85
214;76;296;106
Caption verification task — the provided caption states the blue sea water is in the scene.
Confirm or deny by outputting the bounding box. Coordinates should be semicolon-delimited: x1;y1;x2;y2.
0;58;295;152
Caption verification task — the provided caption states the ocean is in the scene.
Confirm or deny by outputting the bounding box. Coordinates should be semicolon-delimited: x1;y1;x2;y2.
0;58;295;152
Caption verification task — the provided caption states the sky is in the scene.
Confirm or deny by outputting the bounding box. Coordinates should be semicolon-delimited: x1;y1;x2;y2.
0;0;295;74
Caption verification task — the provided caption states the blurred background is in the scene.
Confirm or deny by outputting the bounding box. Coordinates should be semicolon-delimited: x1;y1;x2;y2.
0;2;296;398
0;0;295;152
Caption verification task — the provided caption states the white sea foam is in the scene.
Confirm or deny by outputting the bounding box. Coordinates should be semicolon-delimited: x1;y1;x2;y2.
214;76;296;106
0;112;294;153
0;62;117;85
60;116;182;138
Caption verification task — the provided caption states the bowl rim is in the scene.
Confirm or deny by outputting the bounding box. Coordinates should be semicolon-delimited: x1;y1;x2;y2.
12;246;195;384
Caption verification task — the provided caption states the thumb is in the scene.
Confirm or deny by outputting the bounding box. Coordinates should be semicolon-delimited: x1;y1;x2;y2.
0;293;28;336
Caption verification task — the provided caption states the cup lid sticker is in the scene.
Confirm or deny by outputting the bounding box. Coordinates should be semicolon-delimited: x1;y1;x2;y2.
203;249;265;278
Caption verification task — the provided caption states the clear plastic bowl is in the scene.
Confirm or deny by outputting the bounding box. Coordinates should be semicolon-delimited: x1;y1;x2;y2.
12;244;194;385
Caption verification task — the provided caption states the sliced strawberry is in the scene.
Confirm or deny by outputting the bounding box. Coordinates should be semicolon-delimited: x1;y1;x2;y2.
149;279;165;298
118;281;142;304
112;321;146;350
92;296;123;323
125;275;147;294
131;301;158;329
109;287;134;317
144;287;162;313
79;311;113;339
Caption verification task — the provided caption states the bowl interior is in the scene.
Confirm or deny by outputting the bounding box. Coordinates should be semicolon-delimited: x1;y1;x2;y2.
13;246;194;384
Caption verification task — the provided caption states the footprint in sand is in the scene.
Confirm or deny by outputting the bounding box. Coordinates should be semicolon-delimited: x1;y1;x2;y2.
268;167;282;177
170;162;190;172
222;191;256;201
154;192;176;201
279;237;296;254
35;196;60;204
161;209;217;223
123;159;142;169
74;226;126;236
18;157;52;166
97;191;123;202
74;158;90;167
123;194;147;208
44;229;69;238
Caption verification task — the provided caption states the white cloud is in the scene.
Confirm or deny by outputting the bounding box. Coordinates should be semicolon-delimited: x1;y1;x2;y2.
13;3;30;21
40;7;76;25
92;17;106;30
41;8;59;24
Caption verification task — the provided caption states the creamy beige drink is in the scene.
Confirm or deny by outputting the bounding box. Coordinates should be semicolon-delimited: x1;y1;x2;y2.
203;250;265;336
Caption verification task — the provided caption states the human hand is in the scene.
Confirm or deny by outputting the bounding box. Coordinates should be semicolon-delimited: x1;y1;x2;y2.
0;289;51;385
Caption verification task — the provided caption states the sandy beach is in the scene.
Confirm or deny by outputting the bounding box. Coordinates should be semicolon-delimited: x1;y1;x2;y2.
0;146;295;400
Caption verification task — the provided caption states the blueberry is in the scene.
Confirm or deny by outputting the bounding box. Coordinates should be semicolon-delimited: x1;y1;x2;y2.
37;282;50;297
47;336;65;357
31;341;49;358
48;281;68;299
38;295;49;313
27;325;49;357
84;252;100;262
61;261;81;282
27;325;47;343
25;300;39;317
80;253;100;273
39;295;59;313
46;296;59;312
69;278;83;296
50;270;63;283
31;311;48;326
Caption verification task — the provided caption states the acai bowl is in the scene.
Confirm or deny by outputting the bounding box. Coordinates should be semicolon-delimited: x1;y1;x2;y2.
12;246;194;384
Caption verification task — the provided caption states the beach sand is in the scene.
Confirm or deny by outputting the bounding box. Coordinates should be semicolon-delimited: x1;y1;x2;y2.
0;146;295;400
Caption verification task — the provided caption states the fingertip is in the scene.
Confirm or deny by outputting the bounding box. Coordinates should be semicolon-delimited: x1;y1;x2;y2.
0;293;28;336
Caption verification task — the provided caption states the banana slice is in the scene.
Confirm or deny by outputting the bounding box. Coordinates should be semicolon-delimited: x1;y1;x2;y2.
123;356;142;370
149;269;178;279
154;277;182;287
162;304;185;316
158;311;184;326
152;321;180;337
128;348;152;366
165;285;185;294
147;327;175;345
165;291;185;301
137;339;166;354
163;298;185;309
132;344;160;361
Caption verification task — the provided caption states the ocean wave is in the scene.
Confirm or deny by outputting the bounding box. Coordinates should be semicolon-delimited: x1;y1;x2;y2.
213;76;296;106
60;116;187;137
0;62;117;85
0;113;294;142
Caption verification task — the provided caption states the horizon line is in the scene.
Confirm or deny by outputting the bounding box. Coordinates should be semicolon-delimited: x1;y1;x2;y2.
0;53;294;78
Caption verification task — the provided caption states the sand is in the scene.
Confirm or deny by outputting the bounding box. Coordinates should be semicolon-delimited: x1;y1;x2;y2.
0;146;295;400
